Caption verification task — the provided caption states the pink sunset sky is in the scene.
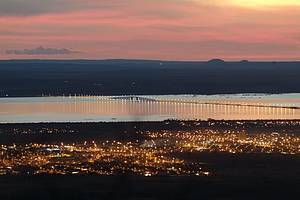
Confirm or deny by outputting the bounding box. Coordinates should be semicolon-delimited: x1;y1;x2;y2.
0;0;299;60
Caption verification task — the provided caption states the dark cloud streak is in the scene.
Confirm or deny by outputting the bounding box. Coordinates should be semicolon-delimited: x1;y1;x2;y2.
6;46;80;55
0;0;121;16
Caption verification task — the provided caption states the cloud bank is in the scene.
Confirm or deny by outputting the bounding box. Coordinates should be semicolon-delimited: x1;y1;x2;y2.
6;46;79;55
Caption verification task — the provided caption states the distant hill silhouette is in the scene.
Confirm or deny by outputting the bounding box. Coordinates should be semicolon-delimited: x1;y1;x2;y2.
207;59;226;64
240;60;250;63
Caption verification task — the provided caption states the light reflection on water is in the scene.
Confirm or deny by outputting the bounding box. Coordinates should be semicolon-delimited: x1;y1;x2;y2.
0;94;300;123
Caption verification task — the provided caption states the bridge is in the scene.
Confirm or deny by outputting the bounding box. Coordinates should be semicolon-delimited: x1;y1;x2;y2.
68;95;300;110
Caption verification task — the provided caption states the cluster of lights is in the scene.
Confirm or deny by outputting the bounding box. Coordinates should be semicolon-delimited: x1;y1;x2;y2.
141;130;300;154
0;141;209;176
1;120;299;176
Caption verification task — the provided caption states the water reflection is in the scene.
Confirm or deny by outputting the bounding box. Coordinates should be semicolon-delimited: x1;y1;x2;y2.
0;95;299;123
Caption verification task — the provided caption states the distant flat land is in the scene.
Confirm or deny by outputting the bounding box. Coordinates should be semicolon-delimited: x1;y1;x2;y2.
1;120;300;144
0;60;300;97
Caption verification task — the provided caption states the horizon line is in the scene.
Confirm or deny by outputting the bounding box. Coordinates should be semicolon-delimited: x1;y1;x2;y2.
1;58;300;62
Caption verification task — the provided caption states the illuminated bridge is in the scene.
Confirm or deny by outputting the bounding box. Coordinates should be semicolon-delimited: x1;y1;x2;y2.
70;95;300;110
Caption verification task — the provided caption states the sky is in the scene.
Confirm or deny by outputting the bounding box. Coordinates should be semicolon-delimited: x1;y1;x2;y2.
0;0;299;61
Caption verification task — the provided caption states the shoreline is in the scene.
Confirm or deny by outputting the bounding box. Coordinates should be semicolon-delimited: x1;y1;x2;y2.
1;118;300;125
1;92;300;98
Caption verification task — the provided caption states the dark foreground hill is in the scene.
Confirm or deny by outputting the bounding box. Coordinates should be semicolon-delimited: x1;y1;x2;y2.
0;60;299;97
1;166;299;200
